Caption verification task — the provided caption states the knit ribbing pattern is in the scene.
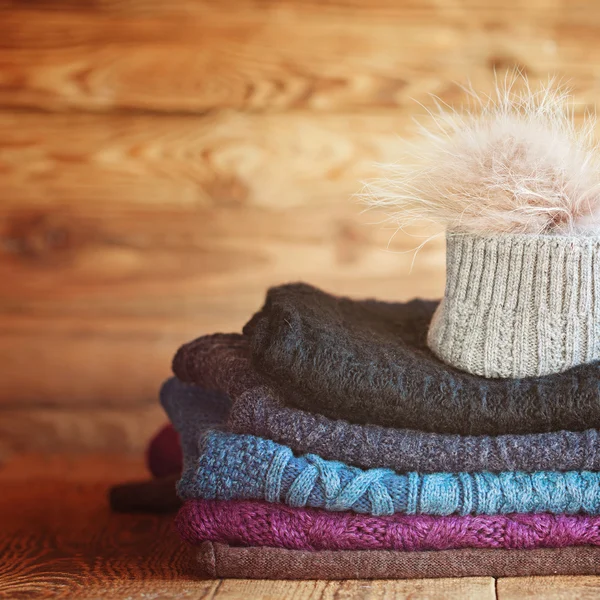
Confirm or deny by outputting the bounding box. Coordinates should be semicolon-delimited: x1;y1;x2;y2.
428;233;600;378
162;374;600;474
175;429;600;517
195;283;600;436
177;500;600;551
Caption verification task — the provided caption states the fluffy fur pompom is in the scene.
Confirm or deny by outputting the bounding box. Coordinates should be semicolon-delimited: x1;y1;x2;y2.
362;76;600;235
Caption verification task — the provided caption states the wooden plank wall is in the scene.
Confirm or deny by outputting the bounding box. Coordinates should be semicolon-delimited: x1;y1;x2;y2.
1;0;599;455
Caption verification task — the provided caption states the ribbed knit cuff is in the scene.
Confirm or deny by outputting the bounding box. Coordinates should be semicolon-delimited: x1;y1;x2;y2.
427;233;600;378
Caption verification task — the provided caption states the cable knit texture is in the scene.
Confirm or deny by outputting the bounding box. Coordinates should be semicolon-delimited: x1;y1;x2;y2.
162;384;600;517
161;374;600;474
174;282;600;435
177;499;600;551
429;233;600;378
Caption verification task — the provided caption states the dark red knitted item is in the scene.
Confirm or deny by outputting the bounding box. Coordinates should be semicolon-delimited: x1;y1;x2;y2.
147;424;182;478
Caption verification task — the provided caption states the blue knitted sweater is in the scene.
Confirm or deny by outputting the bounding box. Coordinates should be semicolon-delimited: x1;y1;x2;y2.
162;380;600;517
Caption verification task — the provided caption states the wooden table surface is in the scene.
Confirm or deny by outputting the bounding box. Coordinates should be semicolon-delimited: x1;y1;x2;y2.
0;454;598;599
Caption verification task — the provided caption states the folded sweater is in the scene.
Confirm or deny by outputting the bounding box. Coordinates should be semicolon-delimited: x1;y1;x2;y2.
197;543;600;579
159;384;230;471
163;385;600;517
178;499;600;551
168;339;600;473
179;282;600;436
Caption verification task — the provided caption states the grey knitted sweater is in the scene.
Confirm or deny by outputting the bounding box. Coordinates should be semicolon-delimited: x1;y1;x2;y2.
171;335;600;472
234;284;600;435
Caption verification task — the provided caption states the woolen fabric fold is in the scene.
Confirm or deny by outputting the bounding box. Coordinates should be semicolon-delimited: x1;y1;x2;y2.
196;542;600;579
167;341;600;473
177;499;600;551
176;282;600;436
158;383;230;470
163;385;600;517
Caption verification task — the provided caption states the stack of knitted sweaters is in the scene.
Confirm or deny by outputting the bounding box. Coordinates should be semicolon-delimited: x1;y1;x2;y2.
142;79;600;578
150;282;600;579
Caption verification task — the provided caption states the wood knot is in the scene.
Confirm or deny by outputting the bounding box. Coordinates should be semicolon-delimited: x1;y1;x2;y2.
487;55;529;75
1;212;82;263
335;221;369;265
202;175;249;207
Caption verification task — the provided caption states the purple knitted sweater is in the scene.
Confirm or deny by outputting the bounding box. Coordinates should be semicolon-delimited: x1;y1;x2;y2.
177;499;600;552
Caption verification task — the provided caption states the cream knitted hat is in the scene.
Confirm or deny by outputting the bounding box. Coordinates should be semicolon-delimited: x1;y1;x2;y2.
428;233;600;377
363;77;600;378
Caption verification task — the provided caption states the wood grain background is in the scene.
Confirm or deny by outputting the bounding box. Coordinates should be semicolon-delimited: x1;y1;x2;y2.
1;0;599;455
